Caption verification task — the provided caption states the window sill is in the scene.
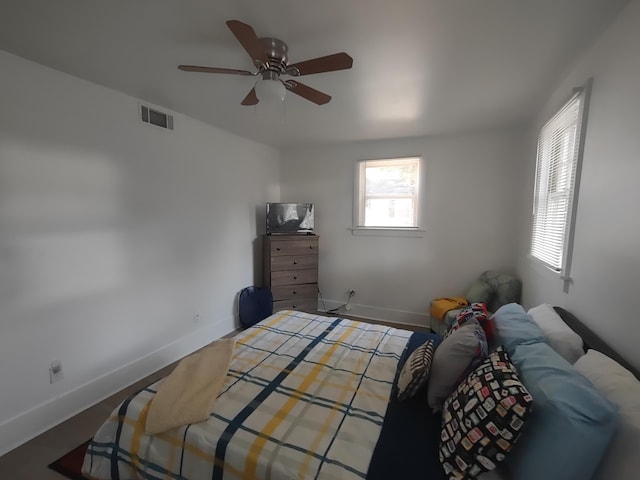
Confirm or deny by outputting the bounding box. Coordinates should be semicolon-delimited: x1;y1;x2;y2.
527;254;562;275
348;227;426;238
527;254;573;288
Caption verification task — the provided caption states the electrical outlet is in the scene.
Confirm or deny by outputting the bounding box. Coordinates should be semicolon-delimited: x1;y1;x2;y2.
49;359;63;384
344;289;355;312
193;313;201;323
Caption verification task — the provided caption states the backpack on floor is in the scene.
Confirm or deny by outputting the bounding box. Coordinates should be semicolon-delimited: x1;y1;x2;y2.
238;286;273;328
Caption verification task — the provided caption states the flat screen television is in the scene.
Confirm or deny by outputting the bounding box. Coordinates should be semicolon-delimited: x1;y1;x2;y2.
266;203;314;234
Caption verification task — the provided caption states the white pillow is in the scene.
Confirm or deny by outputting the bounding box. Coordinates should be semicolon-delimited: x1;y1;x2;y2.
575;349;640;480
527;303;584;363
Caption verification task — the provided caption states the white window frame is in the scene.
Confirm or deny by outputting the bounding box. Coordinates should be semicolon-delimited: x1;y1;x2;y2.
351;156;424;237
530;79;591;291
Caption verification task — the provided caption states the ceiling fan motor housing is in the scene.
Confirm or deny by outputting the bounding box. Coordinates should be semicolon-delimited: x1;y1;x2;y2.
259;38;290;74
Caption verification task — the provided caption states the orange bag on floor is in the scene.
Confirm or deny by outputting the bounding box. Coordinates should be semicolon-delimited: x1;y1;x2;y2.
429;297;468;321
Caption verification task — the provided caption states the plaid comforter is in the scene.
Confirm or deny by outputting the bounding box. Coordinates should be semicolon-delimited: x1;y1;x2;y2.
82;310;412;480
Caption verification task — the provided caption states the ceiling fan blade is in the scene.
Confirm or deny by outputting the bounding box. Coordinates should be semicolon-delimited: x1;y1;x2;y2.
283;80;331;105
226;20;269;67
241;88;259;106
287;52;353;76
178;65;255;76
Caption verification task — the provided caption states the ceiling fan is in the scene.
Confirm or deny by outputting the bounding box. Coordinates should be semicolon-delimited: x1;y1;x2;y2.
178;20;353;106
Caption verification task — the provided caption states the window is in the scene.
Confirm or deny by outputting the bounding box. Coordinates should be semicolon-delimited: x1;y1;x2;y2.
354;157;421;230
530;82;590;280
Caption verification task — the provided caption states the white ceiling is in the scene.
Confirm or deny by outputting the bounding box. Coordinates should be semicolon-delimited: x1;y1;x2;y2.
0;0;629;149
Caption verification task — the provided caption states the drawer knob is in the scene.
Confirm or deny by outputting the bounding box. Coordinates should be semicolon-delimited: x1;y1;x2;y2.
293;276;298;280
293;291;297;295
276;247;281;251
309;246;314;249
292;304;297;308
293;260;297;265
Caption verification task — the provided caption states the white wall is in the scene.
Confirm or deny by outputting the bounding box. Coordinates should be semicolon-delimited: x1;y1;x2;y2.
281;131;525;325
0;50;280;455
517;0;640;369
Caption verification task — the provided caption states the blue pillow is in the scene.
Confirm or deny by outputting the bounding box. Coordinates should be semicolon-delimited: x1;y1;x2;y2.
507;342;619;480
492;303;547;354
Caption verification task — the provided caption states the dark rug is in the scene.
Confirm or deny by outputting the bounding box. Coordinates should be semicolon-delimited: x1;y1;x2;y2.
48;439;91;480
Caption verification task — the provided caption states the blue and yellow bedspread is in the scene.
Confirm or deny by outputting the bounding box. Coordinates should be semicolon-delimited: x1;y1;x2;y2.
82;310;413;480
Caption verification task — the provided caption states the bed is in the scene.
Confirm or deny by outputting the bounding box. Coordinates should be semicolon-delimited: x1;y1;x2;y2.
82;306;640;480
82;310;446;480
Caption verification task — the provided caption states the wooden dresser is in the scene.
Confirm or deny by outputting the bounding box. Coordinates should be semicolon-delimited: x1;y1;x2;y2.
263;234;318;312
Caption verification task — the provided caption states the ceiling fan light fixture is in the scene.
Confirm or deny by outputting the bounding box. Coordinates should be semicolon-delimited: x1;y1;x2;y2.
178;20;353;106
255;77;286;103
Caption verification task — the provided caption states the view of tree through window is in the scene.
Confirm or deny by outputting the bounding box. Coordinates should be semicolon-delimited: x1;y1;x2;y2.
355;157;420;228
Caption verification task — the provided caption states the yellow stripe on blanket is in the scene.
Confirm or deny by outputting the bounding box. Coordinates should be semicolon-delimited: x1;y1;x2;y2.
244;323;357;478
145;338;235;435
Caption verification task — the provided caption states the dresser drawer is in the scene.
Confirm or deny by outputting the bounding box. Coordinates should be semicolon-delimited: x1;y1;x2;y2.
270;269;318;286
263;235;320;297
271;284;317;301
273;298;317;312
269;237;319;256
270;254;318;271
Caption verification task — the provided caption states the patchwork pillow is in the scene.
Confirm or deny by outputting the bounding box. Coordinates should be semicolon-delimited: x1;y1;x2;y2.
397;340;435;401
446;303;494;342
427;322;488;411
440;346;533;480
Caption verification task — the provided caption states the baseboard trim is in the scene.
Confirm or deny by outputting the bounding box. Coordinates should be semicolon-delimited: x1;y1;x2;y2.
0;317;235;457
320;301;430;329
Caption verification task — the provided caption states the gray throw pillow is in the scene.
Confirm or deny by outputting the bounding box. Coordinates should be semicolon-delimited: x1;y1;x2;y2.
427;322;488;411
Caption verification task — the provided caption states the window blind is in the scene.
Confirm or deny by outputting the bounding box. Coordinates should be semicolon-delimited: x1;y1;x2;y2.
530;91;583;271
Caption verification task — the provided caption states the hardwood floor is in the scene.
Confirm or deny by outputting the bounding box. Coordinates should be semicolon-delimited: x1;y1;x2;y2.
0;327;242;480
0;360;184;479
0;313;427;479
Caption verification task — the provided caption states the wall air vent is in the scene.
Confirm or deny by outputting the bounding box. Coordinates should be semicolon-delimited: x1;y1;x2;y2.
140;104;174;130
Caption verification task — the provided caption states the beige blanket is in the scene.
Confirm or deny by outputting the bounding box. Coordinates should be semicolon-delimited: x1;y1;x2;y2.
145;338;235;435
